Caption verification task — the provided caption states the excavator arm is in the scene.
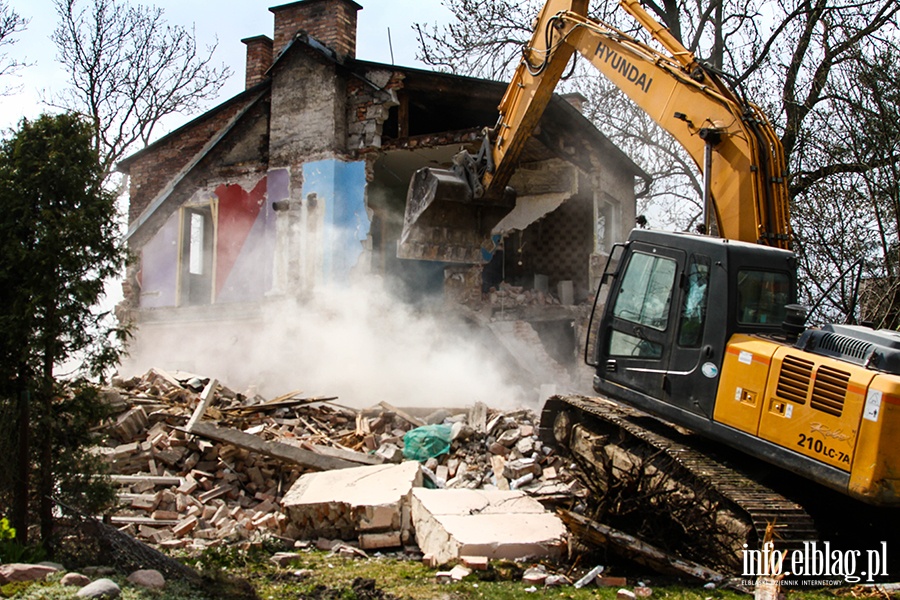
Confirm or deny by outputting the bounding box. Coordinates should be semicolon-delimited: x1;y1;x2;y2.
406;0;792;249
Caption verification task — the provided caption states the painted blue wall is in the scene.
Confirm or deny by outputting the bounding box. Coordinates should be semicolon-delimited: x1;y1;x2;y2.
302;159;368;283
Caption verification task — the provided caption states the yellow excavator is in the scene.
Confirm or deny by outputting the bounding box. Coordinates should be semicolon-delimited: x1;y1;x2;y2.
405;0;900;571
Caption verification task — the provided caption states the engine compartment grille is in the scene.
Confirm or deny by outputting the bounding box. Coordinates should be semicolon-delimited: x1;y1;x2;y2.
810;365;849;416
776;355;813;404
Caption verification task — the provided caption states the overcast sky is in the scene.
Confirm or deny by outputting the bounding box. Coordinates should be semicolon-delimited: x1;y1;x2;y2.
0;0;453;133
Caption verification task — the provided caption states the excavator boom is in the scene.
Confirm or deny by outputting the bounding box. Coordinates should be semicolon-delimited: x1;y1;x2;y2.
405;0;791;248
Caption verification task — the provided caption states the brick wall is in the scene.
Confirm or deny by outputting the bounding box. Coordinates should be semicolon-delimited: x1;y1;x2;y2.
270;0;361;59
347;70;402;149
242;35;273;89
125;100;250;225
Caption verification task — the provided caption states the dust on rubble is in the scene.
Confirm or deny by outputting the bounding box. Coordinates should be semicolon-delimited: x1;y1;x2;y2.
93;367;584;550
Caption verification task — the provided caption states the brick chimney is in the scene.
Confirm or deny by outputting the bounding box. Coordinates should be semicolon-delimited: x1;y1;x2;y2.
241;35;274;89
269;0;363;60
560;92;588;114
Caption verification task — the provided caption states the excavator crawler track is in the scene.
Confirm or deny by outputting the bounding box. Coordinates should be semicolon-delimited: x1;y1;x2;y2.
541;394;819;573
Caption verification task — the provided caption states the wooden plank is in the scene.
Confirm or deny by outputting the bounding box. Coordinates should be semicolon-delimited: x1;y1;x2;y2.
185;378;218;431
187;422;356;471
110;475;184;486
559;510;745;590
310;444;385;466
378;401;425;428
221;395;338;414
109;516;180;526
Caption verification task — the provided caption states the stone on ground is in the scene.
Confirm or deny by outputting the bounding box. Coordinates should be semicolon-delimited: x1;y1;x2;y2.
0;563;58;584
126;568;165;589
61;573;92;586
76;578;121;598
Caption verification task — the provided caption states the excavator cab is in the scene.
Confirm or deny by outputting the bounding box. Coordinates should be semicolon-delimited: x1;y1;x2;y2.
587;229;797;422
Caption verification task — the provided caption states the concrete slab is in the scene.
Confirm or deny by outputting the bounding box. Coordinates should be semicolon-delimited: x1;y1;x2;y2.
411;488;566;565
282;461;422;541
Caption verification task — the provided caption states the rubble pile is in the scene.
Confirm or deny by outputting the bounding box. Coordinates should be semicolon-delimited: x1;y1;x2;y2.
484;281;562;308
94;369;581;552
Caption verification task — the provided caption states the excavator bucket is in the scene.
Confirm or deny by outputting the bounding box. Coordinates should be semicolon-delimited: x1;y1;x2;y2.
399;162;515;263
403;166;475;233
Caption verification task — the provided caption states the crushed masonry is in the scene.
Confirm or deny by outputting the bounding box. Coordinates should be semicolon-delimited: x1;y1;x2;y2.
94;368;582;553
84;367;749;590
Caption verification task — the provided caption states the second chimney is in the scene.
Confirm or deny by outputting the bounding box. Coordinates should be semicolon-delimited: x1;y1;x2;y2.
242;35;274;89
270;0;363;60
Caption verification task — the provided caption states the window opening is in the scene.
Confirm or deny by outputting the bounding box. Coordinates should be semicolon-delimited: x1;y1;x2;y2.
737;270;790;325
678;255;711;347
181;206;214;305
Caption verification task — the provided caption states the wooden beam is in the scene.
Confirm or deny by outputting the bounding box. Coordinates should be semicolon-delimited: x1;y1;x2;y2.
187;422;356;472
559;509;745;590
185;378;218;431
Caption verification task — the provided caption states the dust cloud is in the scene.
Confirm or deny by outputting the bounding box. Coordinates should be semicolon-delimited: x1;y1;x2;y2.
118;275;532;410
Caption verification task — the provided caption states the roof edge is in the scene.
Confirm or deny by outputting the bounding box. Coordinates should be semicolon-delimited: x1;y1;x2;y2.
116;79;271;173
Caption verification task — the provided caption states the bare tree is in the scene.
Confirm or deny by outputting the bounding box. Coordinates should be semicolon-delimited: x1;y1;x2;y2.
415;0;900;324
50;0;232;180
795;47;900;325
0;0;27;94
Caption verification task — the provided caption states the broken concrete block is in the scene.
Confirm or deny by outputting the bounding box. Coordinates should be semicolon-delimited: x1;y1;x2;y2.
422;553;439;568
451;421;474;441
522;566;548;585
358;531;401;549
545;574;572;587
502;457;540;480
410;488;566;565
449;564;472;581
282;461;422;541
574;565;605;588
469;402;488;433
460;555;489;571
515;437;534;455
496;429;520;447
375;443;403;463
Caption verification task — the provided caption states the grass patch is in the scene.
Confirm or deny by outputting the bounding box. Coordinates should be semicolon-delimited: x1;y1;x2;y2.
0;547;872;600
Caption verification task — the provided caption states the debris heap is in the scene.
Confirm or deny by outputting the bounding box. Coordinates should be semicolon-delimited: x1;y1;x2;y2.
94;368;581;552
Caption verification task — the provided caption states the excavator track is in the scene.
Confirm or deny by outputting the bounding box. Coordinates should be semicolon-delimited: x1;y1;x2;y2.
541;394;819;573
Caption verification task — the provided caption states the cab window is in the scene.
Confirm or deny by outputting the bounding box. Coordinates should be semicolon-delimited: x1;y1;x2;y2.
737;270;790;325
612;251;677;331
678;255;711;347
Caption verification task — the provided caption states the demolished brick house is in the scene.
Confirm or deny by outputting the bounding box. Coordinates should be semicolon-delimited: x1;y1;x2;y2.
115;0;646;395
